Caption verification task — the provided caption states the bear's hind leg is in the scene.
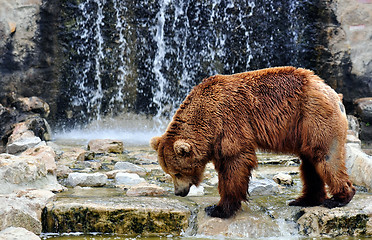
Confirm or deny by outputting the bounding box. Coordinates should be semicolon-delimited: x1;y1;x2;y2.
289;155;327;207
316;141;355;208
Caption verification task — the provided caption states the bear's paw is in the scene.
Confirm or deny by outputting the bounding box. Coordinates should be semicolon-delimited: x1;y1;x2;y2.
205;204;239;219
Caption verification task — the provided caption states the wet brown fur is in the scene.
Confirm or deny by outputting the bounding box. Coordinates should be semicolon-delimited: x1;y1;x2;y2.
151;66;355;218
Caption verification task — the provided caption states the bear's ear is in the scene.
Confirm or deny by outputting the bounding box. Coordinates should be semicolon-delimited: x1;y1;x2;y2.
174;139;191;156
150;136;161;151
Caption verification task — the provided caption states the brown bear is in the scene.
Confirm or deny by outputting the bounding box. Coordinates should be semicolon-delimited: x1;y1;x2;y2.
150;66;355;219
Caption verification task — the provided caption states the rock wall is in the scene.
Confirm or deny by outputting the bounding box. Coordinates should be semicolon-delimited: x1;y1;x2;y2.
326;0;372;109
0;0;60;122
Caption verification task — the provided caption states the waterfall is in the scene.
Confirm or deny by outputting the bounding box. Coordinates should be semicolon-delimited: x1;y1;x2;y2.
58;0;317;134
152;0;172;128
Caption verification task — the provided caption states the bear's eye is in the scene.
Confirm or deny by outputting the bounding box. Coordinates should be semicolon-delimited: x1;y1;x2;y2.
175;173;182;178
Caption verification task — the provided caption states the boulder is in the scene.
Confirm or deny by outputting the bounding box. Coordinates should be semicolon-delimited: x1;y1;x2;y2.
347;134;362;146
126;182;166;196
0;227;41;240
67;172;108;187
273;173;293;186
7;121;34;144
8;116;52;144
14;96;50;118
87;139;124;154
115;172;145;186
345;143;372;191
0;96;51;154
0;153;64;194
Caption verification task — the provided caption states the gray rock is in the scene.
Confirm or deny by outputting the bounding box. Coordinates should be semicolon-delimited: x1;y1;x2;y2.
67;172;108;187
249;179;280;196
115;172;145;186
0;227;41;240
6;137;41;154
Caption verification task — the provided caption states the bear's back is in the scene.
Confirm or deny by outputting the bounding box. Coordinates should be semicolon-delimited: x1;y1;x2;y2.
195;66;313;108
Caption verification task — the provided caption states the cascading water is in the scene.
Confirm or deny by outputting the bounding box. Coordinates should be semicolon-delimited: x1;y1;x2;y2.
57;0;318;141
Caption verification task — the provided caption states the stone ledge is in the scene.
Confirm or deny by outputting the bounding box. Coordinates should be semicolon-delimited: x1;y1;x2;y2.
42;197;192;236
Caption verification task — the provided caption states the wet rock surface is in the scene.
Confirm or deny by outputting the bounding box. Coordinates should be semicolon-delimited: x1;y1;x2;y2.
1;135;372;238
37;138;372;238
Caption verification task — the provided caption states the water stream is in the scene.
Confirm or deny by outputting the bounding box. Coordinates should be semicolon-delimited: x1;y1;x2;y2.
57;0;318;131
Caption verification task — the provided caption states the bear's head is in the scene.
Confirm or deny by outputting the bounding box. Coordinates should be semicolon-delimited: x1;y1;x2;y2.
150;136;204;197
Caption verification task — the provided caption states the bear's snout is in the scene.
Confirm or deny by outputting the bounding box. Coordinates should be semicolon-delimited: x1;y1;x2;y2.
174;184;191;197
175;186;190;197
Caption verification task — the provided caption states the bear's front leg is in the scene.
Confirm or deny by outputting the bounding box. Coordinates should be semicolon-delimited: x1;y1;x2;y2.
205;157;254;218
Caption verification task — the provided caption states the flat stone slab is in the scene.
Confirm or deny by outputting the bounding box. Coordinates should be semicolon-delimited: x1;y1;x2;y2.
297;194;372;237
42;196;192;236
